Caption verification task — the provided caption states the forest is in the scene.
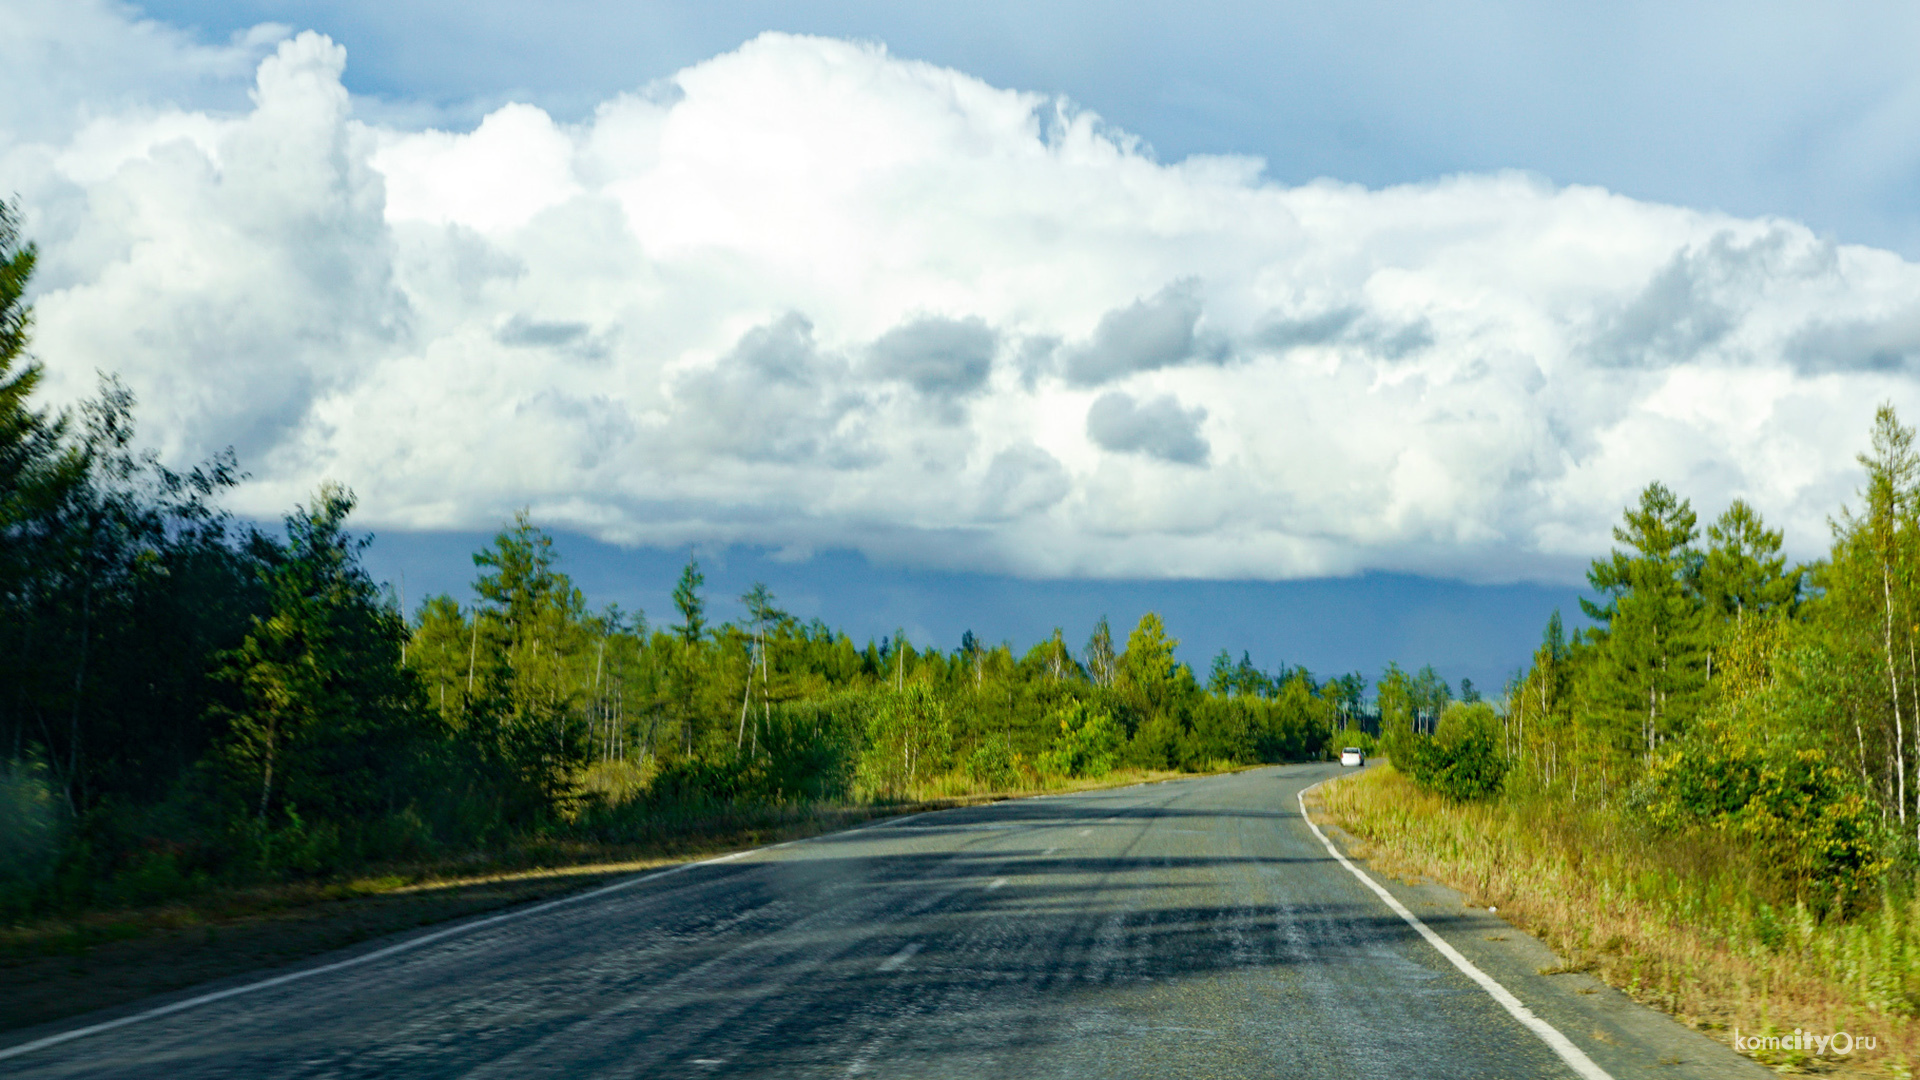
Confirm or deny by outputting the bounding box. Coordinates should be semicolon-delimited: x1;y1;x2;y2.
0;200;1430;915
1315;401;1920;1062
1480;428;1906;909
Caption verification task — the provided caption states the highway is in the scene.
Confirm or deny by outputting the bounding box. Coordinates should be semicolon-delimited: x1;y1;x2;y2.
6;765;1767;1078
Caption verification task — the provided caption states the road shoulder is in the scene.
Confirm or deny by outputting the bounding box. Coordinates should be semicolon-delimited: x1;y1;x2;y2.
1306;798;1776;1080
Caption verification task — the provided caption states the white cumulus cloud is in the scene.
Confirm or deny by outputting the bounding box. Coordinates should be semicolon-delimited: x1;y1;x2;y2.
7;7;1920;583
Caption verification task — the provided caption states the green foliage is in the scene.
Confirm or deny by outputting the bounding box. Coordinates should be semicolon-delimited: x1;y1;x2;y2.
1117;612;1184;710
756;697;860;803
1037;702;1123;778
0;758;63;909
1580;482;1713;765
671;557;706;644
1401;702;1508;802
860;684;951;795
1332;729;1378;757
966;734;1021;789
1635;724;1886;910
1376;662;1415;761
210;484;435;828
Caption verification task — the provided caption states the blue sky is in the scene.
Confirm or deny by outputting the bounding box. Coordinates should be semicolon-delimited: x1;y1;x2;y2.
9;2;1920;696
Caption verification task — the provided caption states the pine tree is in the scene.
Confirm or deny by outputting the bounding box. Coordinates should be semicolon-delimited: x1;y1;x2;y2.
1580;482;1712;766
1700;499;1800;626
213;485;430;825
672;557;706;644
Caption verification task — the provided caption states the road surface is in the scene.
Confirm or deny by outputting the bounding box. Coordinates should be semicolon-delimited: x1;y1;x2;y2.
6;765;1767;1078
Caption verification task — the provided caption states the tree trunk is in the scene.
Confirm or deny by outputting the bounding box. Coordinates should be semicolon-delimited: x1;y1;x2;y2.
736;643;753;750
66;566;92;813
1885;562;1906;824
257;713;278;820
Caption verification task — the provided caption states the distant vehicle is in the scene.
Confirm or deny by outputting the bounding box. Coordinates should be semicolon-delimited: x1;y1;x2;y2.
1340;747;1365;767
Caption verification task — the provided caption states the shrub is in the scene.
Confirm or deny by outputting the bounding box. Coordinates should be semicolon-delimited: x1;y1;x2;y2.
0;758;64;911
1037;702;1123;778
1330;729;1378;758
643;752;759;809
1635;725;1885;910
966;735;1021;789
758;699;859;803
1402;703;1508;802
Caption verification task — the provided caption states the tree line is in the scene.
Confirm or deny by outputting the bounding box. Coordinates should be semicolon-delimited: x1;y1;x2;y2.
1399;406;1920;911
0;200;1441;914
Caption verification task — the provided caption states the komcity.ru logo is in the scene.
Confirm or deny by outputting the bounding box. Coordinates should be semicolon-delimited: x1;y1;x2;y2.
1733;1028;1876;1056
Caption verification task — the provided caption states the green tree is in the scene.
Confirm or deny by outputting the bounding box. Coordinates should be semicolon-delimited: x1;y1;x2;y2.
1037;701;1122;778
1700;499;1800;626
1823;405;1920;831
1377;662;1415;761
212;485;431;828
1118;612;1182;710
861;684;950;794
737;582;787;750
465;514;592;817
1083;616;1116;687
1208;649;1235;696
0;197;73;565
672;556;706;644
1581;482;1712;765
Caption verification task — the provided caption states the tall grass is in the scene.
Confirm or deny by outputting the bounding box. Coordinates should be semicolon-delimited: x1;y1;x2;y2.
1316;767;1920;1074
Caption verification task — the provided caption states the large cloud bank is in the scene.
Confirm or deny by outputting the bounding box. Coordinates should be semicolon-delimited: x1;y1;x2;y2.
7;14;1920;582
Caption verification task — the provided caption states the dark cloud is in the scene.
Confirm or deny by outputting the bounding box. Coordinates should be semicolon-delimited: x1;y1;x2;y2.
1253;307;1360;349
1252;306;1431;359
977;443;1070;519
867;315;998;396
1787;306;1920;373
671;313;871;466
1589;230;1816;367
497;314;590;348
1085;391;1209;465
1592;255;1733;366
1061;280;1205;385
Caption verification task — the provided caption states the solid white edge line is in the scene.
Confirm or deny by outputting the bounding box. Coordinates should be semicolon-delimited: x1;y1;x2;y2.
1297;775;1614;1080
0;806;945;1064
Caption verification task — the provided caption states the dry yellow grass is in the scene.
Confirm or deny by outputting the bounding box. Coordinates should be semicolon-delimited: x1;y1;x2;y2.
1313;766;1919;1077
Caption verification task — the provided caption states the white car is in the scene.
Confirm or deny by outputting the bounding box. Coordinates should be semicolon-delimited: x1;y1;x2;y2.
1339;747;1366;767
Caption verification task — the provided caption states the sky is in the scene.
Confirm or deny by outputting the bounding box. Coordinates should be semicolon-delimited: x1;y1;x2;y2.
6;1;1920;692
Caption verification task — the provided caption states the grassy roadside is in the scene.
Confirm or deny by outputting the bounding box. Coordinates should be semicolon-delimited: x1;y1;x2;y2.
1309;765;1915;1077
3;766;1205;1035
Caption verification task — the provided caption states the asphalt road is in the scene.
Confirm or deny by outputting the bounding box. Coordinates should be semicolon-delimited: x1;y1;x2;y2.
8;765;1768;1079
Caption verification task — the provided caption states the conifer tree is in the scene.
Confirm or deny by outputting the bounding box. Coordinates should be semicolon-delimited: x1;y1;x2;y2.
1700;500;1800;626
213;484;430;825
1580;482;1713;767
672;557;706;644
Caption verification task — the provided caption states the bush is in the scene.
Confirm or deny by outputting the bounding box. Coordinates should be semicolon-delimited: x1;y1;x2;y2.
0;758;64;910
966;735;1021;789
1635;725;1885;909
1037;702;1122;778
758;699;859;803
1402;703;1508;802
643;752;759;809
